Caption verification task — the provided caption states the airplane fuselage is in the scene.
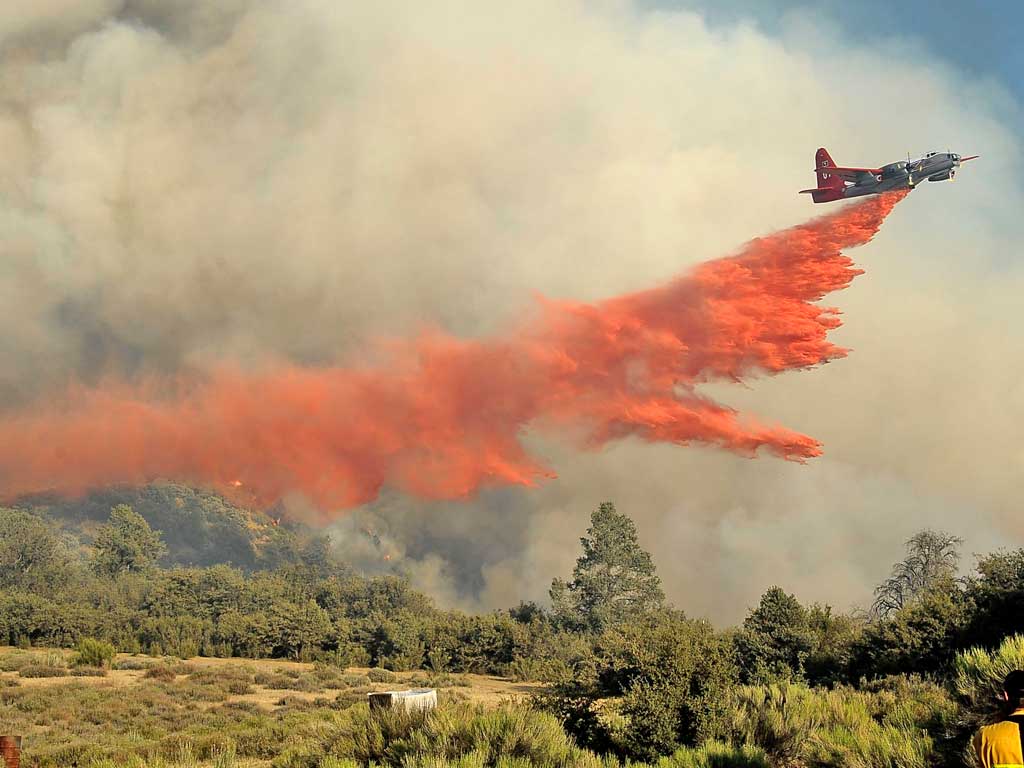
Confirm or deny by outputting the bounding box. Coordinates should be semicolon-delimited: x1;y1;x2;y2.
841;152;963;199
800;148;976;203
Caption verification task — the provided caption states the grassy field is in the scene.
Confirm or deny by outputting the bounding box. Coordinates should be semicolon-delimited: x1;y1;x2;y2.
0;647;544;767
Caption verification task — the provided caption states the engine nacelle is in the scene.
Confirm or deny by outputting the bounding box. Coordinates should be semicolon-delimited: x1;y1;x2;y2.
927;171;951;182
880;161;908;179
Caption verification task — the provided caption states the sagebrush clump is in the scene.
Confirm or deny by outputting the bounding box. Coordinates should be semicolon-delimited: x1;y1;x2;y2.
74;638;116;668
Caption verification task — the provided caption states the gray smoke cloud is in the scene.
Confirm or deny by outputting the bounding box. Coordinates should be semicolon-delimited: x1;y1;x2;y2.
2;0;1022;623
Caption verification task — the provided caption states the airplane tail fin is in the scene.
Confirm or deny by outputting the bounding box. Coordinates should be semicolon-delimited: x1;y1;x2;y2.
799;147;846;203
815;147;844;190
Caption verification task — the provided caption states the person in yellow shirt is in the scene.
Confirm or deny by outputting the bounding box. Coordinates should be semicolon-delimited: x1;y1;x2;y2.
975;670;1024;768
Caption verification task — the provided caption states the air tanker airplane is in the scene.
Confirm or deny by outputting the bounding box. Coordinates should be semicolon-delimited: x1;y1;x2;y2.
800;147;978;203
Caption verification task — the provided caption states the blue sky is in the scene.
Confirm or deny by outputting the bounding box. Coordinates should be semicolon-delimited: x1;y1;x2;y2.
652;0;1022;132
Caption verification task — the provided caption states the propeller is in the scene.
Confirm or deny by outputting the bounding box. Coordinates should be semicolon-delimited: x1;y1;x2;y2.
948;153;978;181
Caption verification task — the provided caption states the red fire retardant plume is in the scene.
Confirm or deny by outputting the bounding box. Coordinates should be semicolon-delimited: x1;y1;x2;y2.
0;192;906;509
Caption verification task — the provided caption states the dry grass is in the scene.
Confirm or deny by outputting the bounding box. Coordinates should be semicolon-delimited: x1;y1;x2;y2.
4;647;945;768
0;647;544;765
0;648;538;706
0;646;542;767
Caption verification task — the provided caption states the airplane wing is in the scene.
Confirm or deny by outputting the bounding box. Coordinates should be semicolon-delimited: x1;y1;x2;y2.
817;166;881;183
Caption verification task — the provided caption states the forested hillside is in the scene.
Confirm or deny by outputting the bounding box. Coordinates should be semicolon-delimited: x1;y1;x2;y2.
1;495;1023;766
16;482;322;570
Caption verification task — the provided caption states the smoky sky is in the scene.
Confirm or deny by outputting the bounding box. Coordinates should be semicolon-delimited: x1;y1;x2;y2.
2;0;1022;623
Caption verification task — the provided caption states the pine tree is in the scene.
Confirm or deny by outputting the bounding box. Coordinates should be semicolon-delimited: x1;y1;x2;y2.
735;586;814;683
550;502;665;632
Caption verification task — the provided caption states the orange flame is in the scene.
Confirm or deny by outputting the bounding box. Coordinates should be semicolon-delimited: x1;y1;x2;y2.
0;193;906;510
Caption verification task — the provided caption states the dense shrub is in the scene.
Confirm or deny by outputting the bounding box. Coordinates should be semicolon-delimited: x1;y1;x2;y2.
543;611;738;760
659;740;770;768
396;704;602;766
19;664;68;678
368;667;397;683
849;579;970;681
226;680;253;695
144;665;178;682
114;657;157;671
727;680;956;768
958;551;1024;651
954;633;1024;728
74;638;116;668
294;703;611;767
0;649;56;673
70;666;108;677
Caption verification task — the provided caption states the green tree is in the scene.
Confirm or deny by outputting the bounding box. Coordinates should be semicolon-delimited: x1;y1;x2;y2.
268;599;333;661
614;616;738;758
544;611;737;760
0;508;67;590
143;565;247;619
734;587;814;684
550;502;665;632
961;549;1024;650
91;505;167;577
363;610;426;670
852;577;968;679
803;603;863;686
213;609;273;657
298;534;334;574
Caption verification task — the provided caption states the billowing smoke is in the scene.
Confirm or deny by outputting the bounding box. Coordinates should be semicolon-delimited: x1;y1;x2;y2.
0;0;1020;622
0;194;904;509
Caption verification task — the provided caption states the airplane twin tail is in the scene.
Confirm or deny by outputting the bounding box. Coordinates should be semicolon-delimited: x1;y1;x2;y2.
800;147;846;203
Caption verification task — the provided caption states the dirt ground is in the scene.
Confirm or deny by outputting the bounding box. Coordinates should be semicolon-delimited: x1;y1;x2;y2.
0;648;542;709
